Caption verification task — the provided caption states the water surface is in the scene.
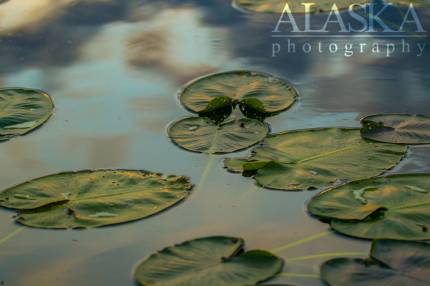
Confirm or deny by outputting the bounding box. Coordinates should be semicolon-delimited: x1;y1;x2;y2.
0;1;429;285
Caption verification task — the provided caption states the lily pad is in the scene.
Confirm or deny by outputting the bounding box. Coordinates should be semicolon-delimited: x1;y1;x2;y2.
168;117;269;154
361;114;430;145
224;128;406;191
179;71;297;117
0;88;54;141
0;170;193;229
389;0;430;7
134;236;284;286
233;0;369;14
308;174;430;240
198;97;235;124
321;240;430;286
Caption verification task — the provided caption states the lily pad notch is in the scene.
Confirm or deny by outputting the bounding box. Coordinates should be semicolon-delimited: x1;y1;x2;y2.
134;236;284;286
0;169;193;229
0;88;55;142
168;116;269;154
178;70;298;120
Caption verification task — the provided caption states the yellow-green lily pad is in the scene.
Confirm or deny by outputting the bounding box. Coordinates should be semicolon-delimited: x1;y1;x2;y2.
179;71;297;117
361;114;430;145
0;88;54;141
224;128;406;191
0;170;193;229
389;0;430;7
168;117;269;154
233;0;369;14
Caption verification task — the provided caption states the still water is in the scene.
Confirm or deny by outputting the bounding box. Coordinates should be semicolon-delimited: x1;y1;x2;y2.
0;1;429;285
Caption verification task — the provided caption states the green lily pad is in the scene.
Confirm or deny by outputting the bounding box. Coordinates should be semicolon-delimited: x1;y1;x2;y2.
233;0;369;14
0;170;193;229
179;71;297;117
308;174;430;240
198;97;235;124
168;117;269;154
134;236;284;286
0;88;54;141
389;0;430;7
239;98;271;121
321;240;430;286
361;114;430;145
224;128;406;191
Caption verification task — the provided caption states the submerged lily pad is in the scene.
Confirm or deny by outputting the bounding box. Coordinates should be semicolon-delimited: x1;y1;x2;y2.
224;128;406;191
0;88;54;141
168;117;269;154
308;174;430;240
179;71;297;117
233;0;369;14
361;114;430;145
0;170;193;229
321;240;430;286
134;236;283;286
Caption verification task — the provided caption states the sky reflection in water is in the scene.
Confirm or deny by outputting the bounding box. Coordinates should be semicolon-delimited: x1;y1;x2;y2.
0;1;429;285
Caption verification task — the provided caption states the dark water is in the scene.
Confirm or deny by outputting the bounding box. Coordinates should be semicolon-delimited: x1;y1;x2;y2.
0;1;429;285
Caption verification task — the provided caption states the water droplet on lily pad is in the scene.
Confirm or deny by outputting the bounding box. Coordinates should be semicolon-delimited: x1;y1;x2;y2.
13;194;35;200
90;212;118;218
